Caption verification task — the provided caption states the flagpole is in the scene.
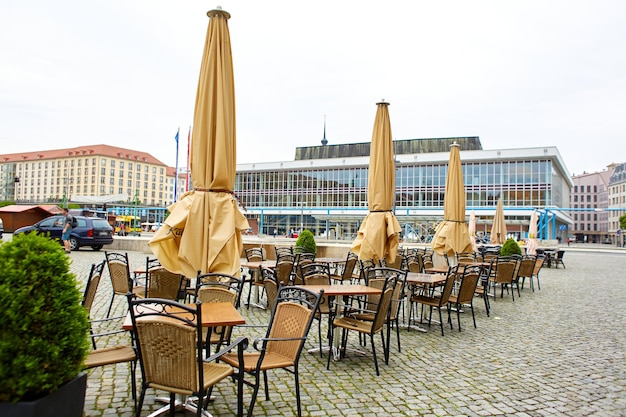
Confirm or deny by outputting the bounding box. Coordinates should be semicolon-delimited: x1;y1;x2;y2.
174;127;180;202
186;126;191;192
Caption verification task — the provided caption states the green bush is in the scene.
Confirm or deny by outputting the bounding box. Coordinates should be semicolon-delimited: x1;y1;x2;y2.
500;237;522;257
294;229;317;254
0;233;90;402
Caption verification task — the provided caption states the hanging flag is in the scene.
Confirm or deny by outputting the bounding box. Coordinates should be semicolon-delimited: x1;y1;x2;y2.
174;127;180;202
186;126;191;191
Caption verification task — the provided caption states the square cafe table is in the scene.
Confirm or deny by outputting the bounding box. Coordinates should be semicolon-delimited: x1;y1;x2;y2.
298;284;382;360
122;301;245;331
405;272;447;332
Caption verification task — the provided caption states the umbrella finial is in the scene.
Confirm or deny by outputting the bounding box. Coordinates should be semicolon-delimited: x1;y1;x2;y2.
376;99;389;106
208;6;230;19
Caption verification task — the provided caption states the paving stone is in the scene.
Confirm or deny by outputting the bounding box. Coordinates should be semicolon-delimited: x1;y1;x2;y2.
71;248;626;416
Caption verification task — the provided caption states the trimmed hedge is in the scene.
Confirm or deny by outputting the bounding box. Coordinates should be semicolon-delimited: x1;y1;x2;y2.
0;233;90;402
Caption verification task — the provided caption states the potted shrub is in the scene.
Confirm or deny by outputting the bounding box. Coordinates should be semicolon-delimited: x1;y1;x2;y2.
294;229;317;254
500;237;522;257
0;233;90;417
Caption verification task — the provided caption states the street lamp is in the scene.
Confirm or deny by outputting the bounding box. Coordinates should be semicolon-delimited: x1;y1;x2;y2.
297;201;306;233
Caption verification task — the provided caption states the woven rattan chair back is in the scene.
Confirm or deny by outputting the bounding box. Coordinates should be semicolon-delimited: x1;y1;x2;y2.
494;258;518;284
456;252;476;264
195;272;244;308
137;318;198;393
129;296;247;417
275;260;294;285
245;247;264;262
105;251;131;295
146;268;183;300
82;261;105;315
456;265;481;305
267;301;315;360
275;246;294;260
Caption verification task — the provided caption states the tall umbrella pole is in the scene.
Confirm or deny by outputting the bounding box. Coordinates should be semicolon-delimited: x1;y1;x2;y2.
149;8;249;276
351;101;401;263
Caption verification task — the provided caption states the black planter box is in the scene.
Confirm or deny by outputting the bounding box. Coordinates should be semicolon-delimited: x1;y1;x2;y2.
0;372;87;417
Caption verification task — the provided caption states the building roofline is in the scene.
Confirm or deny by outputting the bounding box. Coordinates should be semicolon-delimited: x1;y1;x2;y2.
0;144;166;166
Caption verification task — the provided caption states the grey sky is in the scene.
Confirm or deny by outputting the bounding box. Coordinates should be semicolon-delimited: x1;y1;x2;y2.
2;0;624;176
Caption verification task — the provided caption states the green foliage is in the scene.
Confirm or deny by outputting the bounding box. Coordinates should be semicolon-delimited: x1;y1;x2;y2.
619;214;626;231
500;237;522;256
294;229;317;254
0;233;90;403
0;200;15;208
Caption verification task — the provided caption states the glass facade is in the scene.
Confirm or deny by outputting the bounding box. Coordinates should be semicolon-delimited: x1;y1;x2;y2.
236;160;554;210
235;150;567;240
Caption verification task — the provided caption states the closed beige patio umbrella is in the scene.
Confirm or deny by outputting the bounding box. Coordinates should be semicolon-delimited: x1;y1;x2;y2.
351;101;401;264
490;198;507;245
149;8;249;277
468;210;478;253
527;210;539;255
431;143;473;257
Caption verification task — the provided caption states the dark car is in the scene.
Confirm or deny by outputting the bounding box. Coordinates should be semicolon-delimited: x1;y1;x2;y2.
14;215;114;251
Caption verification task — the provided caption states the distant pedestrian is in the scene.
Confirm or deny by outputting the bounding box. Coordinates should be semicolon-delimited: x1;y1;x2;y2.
273;228;278;238
61;208;72;254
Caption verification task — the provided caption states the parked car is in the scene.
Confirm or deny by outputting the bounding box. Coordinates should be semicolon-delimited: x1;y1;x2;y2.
14;215;114;251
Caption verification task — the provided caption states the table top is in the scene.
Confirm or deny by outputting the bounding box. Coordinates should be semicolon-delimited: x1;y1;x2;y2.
424;266;450;274
296;284;381;297
458;261;491;267
313;257;347;264
123;301;245;330
406;272;447;285
240;260;276;269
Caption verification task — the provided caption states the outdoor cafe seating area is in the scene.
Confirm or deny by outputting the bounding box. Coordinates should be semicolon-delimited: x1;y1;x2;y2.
80;243;567;417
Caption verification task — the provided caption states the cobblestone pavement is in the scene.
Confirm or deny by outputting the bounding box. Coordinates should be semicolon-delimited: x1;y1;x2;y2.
68;249;626;417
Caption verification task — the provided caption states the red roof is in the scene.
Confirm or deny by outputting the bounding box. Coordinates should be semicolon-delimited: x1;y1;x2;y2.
0;144;165;166
0;205;60;214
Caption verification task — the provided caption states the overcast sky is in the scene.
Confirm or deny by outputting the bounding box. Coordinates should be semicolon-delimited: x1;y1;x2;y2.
2;0;625;176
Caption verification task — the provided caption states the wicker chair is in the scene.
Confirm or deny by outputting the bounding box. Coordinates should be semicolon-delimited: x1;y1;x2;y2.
261;267;278;312
489;256;520;301
145;258;185;301
474;258;494;316
527;254;546;291
554;250;566;268
301;263;332;357
351;267;407;357
293;252;316;285
274;259;295;285
327;272;397;376
82;261;137;411
456;251;477;265
128;296;247;417
447;265;481;331
244;247;265;309
104;251;144;318
358;259;377;283
516;256;537;293
221;286;322;417
330;251;359;283
409;265;458;336
194;272;245;353
274;246;294;259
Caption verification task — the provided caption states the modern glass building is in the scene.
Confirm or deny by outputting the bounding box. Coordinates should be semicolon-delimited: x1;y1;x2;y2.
235;137;573;242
